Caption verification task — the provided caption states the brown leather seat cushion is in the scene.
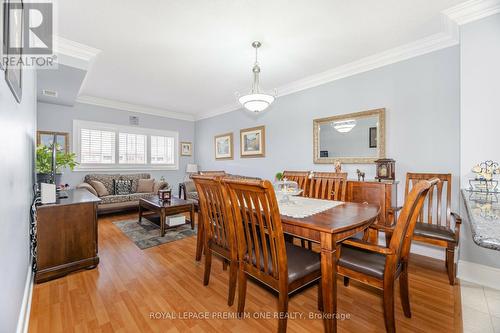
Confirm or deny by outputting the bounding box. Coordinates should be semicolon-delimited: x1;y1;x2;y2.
251;242;321;283
338;245;387;279
414;223;455;242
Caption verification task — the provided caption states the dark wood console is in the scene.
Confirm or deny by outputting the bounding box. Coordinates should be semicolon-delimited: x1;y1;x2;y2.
35;189;100;283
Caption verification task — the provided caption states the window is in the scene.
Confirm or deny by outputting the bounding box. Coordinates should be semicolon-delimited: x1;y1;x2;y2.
119;133;147;164
80;128;116;164
73;120;179;171
151;135;174;164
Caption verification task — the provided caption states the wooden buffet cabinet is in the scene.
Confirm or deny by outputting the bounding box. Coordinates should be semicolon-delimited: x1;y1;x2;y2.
35;189;101;283
346;180;399;227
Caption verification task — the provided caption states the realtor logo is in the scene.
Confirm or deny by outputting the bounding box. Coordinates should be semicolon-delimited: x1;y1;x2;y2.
4;2;53;55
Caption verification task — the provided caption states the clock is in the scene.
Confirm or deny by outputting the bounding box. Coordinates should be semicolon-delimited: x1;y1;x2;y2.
375;158;395;181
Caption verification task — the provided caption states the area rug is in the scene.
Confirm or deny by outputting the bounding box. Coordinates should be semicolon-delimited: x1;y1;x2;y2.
113;216;197;250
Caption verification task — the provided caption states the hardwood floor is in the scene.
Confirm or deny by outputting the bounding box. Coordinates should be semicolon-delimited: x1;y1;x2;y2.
29;212;461;332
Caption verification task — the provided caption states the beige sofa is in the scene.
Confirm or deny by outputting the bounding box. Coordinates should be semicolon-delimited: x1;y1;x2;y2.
77;173;168;214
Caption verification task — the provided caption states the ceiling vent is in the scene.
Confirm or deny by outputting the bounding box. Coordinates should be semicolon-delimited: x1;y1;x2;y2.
129;116;140;126
42;89;58;98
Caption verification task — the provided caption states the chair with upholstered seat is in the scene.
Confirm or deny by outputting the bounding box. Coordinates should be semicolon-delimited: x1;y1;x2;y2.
338;178;438;333
224;178;322;333
192;175;238;306
404;173;461;285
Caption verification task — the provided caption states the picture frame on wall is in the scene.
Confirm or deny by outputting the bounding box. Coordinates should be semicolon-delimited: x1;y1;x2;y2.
369;127;377;148
214;132;233;160
4;0;23;103
240;126;265;158
180;142;192;156
37;131;70;153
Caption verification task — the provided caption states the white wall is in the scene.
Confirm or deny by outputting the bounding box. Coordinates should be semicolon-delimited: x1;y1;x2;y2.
0;69;37;333
37;102;196;190
195;46;461;212
459;14;500;269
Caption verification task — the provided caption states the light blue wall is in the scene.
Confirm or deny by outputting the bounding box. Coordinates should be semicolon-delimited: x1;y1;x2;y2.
459;14;500;269
195;46;461;210
37;102;195;190
0;70;37;332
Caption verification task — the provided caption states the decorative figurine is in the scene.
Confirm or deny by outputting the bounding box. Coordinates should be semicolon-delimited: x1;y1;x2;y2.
375;158;396;181
334;160;342;173
356;169;365;181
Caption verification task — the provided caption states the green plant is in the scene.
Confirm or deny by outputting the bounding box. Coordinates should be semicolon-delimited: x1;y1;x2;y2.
275;172;284;181
36;144;78;173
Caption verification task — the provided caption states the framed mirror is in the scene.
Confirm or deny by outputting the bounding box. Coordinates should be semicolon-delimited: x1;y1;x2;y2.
313;108;385;164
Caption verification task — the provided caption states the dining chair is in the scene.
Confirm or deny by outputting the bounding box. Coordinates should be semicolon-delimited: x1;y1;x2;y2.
308;172;348;201
404;173;461;285
282;171;311;196
192;175;238;306
337;178;438;333
224;178;322;333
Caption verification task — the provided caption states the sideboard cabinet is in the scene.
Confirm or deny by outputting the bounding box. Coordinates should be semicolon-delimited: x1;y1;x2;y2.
35;189;101;283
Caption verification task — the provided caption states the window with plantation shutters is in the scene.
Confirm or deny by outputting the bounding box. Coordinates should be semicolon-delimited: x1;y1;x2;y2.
73;120;179;171
119;133;147;164
80;128;116;164
150;135;174;164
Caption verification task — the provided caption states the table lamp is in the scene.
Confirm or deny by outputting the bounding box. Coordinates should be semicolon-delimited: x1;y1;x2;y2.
185;164;198;181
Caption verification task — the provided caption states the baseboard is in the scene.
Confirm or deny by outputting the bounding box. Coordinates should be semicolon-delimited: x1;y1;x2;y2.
16;262;34;333
458;260;500;290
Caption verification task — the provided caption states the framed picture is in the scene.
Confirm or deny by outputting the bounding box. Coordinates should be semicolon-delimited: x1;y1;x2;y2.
240;126;265;158
214;132;233;160
4;0;23;103
180;142;192;156
37;131;70;153
369;127;377;148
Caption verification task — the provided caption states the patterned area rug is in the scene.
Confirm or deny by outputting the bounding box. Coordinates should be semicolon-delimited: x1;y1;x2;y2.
113;216;197;250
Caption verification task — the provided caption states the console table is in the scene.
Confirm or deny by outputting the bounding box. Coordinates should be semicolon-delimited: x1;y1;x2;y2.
35;189;100;283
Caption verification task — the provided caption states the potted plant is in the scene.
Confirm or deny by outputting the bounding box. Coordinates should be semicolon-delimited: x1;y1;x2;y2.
275;172;284;182
36;144;78;185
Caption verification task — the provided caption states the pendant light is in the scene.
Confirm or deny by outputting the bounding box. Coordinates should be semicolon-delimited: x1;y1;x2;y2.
237;41;276;113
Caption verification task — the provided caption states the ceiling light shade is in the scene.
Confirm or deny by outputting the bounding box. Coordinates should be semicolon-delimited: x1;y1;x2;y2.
332;119;357;133
237;41;276;113
238;93;275;112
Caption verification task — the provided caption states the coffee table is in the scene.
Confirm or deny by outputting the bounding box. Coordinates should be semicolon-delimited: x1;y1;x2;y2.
138;196;195;237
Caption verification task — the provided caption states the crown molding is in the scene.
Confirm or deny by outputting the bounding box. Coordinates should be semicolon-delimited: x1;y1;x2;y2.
196;16;459;121
53;36;102;70
76;95;196;122
443;0;500;25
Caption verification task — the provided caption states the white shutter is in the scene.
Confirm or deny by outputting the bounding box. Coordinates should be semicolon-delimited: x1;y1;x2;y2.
119;133;147;164
151;135;174;164
80;129;116;164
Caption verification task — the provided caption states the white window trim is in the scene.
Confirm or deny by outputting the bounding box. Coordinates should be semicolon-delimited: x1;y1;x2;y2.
73;120;179;171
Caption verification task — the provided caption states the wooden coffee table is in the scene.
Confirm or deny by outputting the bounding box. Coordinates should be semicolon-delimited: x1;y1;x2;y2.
138;196;195;237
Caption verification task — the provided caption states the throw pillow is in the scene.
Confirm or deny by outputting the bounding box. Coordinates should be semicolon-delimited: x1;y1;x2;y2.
113;179;132;195
89;180;109;197
137;178;155;193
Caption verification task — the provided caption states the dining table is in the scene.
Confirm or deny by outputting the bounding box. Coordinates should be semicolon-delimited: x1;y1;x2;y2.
279;200;380;333
194;198;380;333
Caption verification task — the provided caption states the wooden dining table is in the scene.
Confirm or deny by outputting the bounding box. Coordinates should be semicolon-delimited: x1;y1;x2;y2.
280;201;380;333
195;200;380;333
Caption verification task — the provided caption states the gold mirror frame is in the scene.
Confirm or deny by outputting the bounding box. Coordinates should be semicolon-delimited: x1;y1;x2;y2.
313;108;386;164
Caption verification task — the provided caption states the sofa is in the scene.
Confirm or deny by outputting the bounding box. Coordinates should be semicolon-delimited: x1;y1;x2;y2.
77;173;169;214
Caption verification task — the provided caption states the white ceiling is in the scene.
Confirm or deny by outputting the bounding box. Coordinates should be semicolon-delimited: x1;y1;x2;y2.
53;0;468;118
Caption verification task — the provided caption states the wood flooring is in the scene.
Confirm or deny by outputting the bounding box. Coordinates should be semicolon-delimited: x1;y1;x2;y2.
28;212;462;333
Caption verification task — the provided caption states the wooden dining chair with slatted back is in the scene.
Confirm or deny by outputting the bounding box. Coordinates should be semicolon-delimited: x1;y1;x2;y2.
308;172;348;201
224;178;322;333
404;173;461;285
281;171;310;196
338;178;438;333
192;175;238;306
298;172;348;249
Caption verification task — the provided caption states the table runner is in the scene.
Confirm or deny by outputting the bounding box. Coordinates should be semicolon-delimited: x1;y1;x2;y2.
278;196;343;218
